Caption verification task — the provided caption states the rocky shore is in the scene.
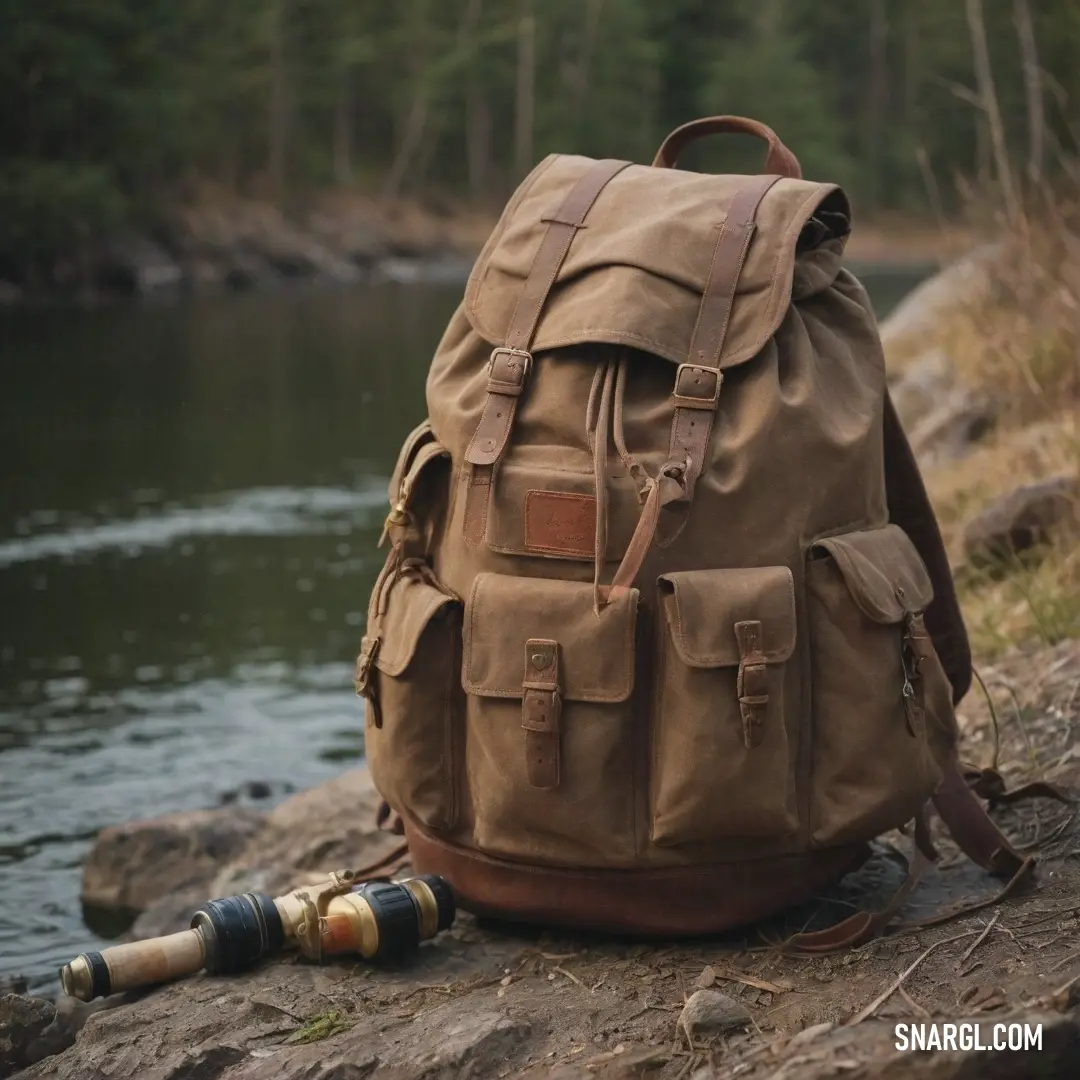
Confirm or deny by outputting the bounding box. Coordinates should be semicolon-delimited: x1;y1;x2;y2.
4;646;1080;1080
0;196;487;305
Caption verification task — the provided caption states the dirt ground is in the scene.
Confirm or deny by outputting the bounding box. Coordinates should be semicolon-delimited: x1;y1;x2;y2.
7;640;1080;1080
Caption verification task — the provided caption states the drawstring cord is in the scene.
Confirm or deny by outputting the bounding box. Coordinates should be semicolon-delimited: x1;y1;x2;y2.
589;351;690;614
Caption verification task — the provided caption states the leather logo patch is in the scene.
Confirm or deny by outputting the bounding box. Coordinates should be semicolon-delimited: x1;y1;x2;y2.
524;490;596;558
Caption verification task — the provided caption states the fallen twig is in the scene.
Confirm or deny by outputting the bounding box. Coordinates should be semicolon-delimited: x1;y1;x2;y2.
847;931;978;1027
672;1051;700;1080
714;970;790;995
959;912;1000;965
1023;971;1080;1011
899;984;932;1019
554;965;588;990
1049;949;1080;973
1017;811;1076;852
973;666;1003;770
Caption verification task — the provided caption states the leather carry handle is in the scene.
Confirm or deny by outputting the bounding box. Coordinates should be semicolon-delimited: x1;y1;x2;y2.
652;115;802;179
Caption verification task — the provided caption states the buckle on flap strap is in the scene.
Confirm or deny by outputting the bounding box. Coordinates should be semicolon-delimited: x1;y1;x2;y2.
672;363;722;409
487;347;533;394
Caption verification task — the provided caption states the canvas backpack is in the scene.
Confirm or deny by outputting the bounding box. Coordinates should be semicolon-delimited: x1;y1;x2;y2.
354;116;1044;949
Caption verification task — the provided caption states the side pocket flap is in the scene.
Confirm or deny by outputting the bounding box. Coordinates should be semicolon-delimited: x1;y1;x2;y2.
388;419;447;505
463;574;638;702
812;525;934;625
658;566;796;668
375;571;459;677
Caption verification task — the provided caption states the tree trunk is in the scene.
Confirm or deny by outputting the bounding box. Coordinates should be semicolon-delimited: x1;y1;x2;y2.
571;0;605;123
514;1;536;178
864;0;889;212
965;0;1020;224
382;93;429;204
268;0;289;199
381;0;431;203
460;0;489;203
1013;0;1045;185
467;86;492;204
333;84;352;187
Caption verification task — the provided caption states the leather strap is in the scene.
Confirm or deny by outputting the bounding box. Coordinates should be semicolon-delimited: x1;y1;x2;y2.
734;620;768;749
462;159;631;545
521;639;561;789
785;809;937;953
786;757;1049;954
961;763;1075;807
375;800;406;836
652;115;802;179
348;840;412;882
663;173;782;513
882;390;972;705
932;757;1029;877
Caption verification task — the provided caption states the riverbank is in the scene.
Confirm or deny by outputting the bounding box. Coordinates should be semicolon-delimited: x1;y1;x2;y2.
0;191;958;307
3;634;1079;1080
0;193;494;305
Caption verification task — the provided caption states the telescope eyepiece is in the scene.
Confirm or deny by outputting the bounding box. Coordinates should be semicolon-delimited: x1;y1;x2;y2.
416;874;456;934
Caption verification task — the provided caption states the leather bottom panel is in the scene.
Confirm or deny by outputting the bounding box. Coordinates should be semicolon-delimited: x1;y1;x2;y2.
404;822;869;937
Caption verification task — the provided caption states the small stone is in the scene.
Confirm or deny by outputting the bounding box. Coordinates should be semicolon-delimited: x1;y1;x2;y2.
694;966;717;989
678;990;752;1043
963;475;1079;570
0;994;58;1075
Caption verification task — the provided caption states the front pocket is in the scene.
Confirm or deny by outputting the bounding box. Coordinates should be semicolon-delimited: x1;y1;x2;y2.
807;525;957;846
462;573;638;865
356;566;461;833
651;566;799;846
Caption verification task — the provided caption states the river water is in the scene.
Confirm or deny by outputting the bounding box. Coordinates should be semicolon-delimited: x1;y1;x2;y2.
0;267;925;990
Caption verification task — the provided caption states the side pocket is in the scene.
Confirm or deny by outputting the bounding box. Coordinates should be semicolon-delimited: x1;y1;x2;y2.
651;567;799;846
356;566;461;833
807;524;957;846
462;573;638;866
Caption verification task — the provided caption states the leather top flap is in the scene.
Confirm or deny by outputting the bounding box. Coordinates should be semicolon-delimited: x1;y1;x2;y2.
464;154;849;369
812;525;935;625
374;570;458;677
463;573;637;702
658;566;797;668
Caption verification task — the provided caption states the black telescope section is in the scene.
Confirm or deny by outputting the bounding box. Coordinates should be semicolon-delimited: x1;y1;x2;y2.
193;892;284;974
353;881;422;958
81;951;112;999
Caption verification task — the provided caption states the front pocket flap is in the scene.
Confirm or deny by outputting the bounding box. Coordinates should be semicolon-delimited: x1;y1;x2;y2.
374;571;459;677
463;573;638;702
811;525;934;624
658;566;796;667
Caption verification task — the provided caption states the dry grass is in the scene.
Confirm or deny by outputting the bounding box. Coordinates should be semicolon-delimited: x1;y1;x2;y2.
934;207;1080;427
887;199;1080;660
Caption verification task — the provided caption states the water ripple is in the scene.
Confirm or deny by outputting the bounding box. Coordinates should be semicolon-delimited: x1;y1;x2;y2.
0;484;388;567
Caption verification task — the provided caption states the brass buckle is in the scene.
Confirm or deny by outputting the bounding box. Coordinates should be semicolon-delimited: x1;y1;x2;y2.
672;363;722;409
488;346;533;386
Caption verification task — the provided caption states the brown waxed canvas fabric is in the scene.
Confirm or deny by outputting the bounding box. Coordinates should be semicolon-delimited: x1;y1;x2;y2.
354;117;1023;939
